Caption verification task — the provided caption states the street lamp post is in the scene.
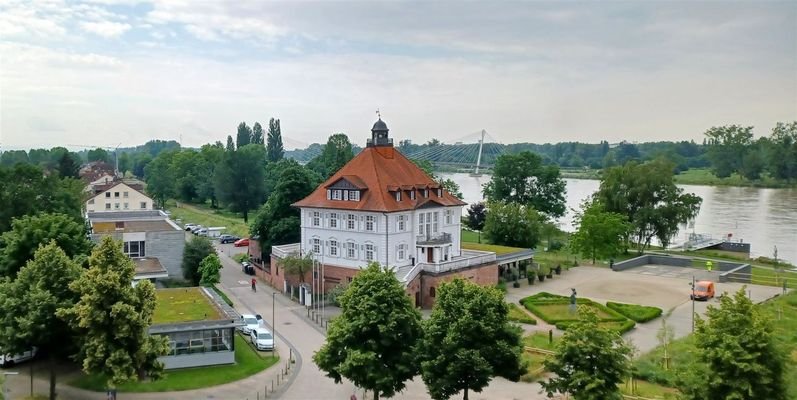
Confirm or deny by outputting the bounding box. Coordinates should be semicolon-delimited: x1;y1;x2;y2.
3;371;20;400
690;276;696;332
272;291;276;351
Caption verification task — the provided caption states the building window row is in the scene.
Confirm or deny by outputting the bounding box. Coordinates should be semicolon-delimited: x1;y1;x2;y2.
326;189;361;202
311;238;378;262
123;240;146;258
390;187;447;202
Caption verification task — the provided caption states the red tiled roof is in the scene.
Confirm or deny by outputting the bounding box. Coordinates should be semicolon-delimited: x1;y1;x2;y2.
293;146;466;212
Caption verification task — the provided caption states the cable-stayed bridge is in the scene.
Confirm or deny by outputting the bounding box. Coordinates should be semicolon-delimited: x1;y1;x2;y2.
286;129;504;175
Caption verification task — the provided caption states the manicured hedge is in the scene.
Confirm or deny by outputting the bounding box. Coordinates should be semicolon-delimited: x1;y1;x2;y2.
520;292;635;334
606;302;663;323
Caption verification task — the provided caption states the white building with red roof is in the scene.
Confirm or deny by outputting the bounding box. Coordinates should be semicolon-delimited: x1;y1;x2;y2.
269;118;500;308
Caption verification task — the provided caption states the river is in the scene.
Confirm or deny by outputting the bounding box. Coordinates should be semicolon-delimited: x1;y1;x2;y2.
441;173;797;266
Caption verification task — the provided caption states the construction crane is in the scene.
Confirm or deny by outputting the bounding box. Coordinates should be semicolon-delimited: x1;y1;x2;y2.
68;143;122;176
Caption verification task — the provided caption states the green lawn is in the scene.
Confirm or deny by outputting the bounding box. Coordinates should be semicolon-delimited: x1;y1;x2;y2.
520;292;636;334
165;200;250;238
522;331;558;351
634;290;797;397
153;288;221;324
507;302;537;325
70;334;279;392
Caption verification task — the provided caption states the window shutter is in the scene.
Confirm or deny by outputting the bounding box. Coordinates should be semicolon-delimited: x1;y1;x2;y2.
327;190;331;200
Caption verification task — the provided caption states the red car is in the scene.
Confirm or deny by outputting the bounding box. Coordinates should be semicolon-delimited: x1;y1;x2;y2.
234;238;250;247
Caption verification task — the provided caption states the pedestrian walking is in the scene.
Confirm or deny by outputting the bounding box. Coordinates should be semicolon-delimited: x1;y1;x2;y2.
251;277;257;292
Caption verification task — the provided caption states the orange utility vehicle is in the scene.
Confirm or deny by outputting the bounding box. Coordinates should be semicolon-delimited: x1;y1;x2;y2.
691;280;715;301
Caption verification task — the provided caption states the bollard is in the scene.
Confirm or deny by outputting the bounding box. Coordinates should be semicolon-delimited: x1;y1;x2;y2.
258;392;260;400
272;380;274;392
548;329;553;345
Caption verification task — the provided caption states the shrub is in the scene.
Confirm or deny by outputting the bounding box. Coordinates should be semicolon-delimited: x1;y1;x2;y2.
495;281;507;293
233;253;249;263
527;274;535;285
327;283;349;307
548;240;564;251
211;285;234;307
606;302;663;323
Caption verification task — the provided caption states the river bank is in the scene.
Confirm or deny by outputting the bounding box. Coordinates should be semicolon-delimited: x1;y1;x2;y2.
537;167;796;189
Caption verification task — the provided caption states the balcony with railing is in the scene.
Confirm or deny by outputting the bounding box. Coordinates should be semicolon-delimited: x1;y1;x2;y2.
416;232;452;246
412;249;496;277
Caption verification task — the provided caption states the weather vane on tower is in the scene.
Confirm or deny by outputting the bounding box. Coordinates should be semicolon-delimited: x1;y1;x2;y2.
376;108;381;119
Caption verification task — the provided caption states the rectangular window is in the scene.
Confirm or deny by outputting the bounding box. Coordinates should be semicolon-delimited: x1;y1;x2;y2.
312;238;321;254
114;203;120;210
365;215;375;231
343;190;349;201
105;203;111;210
124;191;129;198
123;241;146;257
395;191;401;201
397;244;406;261
433;212;439;233
326;189;331;200
350;191;360;201
347;242;356;258
365;244;375;261
123;203;129;210
140;202;147;209
88;198;95;205
347;214;356;230
329;213;338;228
410;190;415;200
418;213;424;233
438;188;442;197
397;215;406;231
312;211;320;227
332;190;342;200
105;192;111;198
445;209;452;224
114;192;120;198
329;240;338;256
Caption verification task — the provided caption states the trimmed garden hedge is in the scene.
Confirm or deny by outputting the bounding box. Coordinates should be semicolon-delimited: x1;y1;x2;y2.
520;292;635;334
507;302;537;325
606;302;663;323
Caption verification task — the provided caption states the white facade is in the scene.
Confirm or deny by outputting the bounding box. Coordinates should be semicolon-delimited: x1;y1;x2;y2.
299;205;463;270
86;183;154;213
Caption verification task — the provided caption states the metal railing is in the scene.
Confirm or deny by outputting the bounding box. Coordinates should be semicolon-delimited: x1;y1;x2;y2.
419;250;496;274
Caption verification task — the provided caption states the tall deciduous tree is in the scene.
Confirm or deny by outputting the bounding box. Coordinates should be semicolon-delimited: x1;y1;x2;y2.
182;236;215;285
251;164;317;259
595;159;702;253
144;150;177;208
236;121;252;149
421;279;523;400
214;144;266;222
87;147;111;163
0;242;83;400
57;237;170;390
198;254;222;286
483;151;567;218
314;263;422;400
569;200;631;264
0;164;84;232
542;308;632;400
465;202;487;232
251;122;265;145
308;133;354;178
704;125;754;178
767;121;797;181
439;178;463;200
483;201;542;249
266;118;284;162
0;213;92;278
678;288;787;400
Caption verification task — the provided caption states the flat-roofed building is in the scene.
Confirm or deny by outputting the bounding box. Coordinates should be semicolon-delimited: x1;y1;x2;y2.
88;210;185;278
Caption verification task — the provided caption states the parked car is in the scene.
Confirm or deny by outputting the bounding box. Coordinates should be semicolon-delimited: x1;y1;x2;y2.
190;225;204;234
184;223;197;231
238;314;262;335
250;328;274;351
0;347;37;368
197;228;209;236
219;234;239;244
691;280;715;301
234;238;250;247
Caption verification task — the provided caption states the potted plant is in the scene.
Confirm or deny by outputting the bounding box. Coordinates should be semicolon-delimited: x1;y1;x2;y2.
554;264;562;275
527;273;535;285
510;267;520;288
537;271;545;282
545;265;553;279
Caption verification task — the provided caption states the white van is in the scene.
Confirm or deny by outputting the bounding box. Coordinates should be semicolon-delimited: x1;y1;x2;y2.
0;347;37;367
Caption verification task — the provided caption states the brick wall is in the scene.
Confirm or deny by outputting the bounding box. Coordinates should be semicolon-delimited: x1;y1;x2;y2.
262;255;498;309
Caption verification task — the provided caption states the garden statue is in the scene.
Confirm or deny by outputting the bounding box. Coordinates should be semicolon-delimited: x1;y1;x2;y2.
569;288;577;314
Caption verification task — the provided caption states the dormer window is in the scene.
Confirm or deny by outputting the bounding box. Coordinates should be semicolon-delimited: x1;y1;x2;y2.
437;189;442;197
332;190;342;200
395;191;401;202
349;190;360;201
423;189;428;198
410;190;416;200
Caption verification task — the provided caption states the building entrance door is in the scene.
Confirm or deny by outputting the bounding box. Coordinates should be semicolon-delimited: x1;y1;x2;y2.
415;292;420;307
427;248;434;263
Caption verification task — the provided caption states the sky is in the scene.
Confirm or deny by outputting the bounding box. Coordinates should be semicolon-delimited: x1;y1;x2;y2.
1;0;796;150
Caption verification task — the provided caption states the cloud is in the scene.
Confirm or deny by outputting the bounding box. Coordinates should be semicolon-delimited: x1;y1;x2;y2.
80;20;131;38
